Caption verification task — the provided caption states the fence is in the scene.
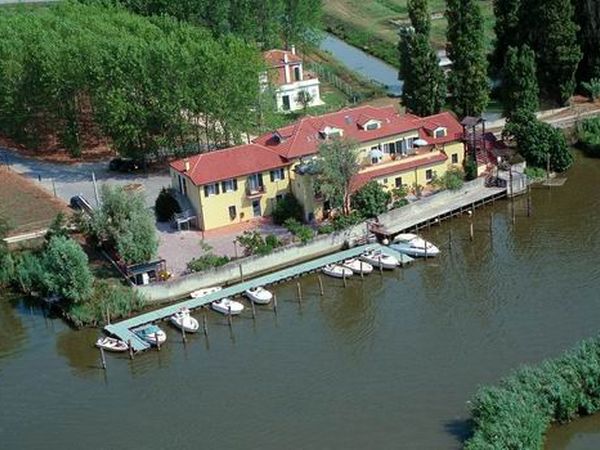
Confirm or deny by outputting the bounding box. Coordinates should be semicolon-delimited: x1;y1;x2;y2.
305;62;372;104
135;221;370;303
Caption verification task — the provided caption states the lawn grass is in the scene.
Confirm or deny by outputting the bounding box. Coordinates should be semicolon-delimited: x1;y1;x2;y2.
0;167;69;236
322;0;495;66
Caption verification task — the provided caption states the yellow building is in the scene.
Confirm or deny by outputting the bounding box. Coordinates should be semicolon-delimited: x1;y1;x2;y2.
170;105;466;231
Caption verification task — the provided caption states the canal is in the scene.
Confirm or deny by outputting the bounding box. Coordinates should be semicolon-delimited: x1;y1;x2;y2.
1;151;599;449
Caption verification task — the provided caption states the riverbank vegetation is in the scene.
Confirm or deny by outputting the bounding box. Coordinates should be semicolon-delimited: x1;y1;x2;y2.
576;118;600;157
0;2;262;158
465;335;600;449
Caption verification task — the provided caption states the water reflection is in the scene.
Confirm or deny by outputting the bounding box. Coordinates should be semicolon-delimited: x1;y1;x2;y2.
0;295;27;361
55;326;104;377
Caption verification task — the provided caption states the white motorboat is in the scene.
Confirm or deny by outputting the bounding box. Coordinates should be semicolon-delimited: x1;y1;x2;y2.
190;286;222;298
170;307;200;333
322;264;353;279
135;324;167;346
391;233;440;257
95;336;129;353
360;250;399;269
245;286;273;304
212;298;244;315
342;258;373;275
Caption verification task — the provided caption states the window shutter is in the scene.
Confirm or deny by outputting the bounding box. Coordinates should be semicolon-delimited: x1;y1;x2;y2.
258;173;264;187
233;179;238;191
203;185;209;197
270;171;275;182
215;183;220;195
221;181;227;192
281;168;285;180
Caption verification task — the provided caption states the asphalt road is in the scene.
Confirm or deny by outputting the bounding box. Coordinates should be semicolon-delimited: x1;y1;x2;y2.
0;148;171;208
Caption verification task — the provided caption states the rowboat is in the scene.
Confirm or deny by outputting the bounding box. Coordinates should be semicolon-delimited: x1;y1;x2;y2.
95;336;128;352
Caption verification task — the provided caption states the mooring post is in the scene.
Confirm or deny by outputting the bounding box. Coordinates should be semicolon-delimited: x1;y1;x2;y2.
52;179;57;198
379;256;383;275
318;275;324;296
527;185;532;217
100;346;107;370
512;204;516;225
296;281;302;303
469;221;474;241
343;271;347;287
106;306;111;325
250;298;256;319
424;241;428;259
128;340;134;360
155;333;161;351
202;309;208;336
489;212;493;234
181;321;186;344
360;260;364;279
273;293;278;315
448;229;453;251
239;264;244;282
227;306;233;328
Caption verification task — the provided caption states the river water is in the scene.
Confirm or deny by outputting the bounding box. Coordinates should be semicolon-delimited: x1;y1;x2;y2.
1;151;599;449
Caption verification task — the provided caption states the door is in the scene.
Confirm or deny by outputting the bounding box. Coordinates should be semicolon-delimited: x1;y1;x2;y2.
252;199;262;217
282;95;291;111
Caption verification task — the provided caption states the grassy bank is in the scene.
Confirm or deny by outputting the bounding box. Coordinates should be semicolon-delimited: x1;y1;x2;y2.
323;0;495;64
465;335;600;449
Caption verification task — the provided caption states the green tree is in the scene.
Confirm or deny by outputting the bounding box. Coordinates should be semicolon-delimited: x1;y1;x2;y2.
271;193;304;225
282;0;322;48
316;138;360;215
42;236;93;304
351;181;391;218
577;117;600;157
573;0;600;82
505;111;574;172
408;0;430;35
446;0;489;117
13;252;46;295
502;45;539;118
581;78;600;101
92;185;158;264
492;0;522;71
0;217;14;287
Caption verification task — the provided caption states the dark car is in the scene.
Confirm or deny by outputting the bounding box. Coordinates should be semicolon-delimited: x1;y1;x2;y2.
108;158;143;172
69;194;93;213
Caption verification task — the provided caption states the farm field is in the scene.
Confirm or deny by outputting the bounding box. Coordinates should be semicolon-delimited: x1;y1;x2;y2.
0;167;68;236
322;0;495;65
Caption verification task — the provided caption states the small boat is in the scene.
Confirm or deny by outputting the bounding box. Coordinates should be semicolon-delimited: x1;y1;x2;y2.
190;286;222;299
135;324;167;346
245;286;273;304
322;264;353;279
170;307;200;333
212;298;244;315
360;250;399;269
342;258;373;275
95;336;129;353
391;233;440;257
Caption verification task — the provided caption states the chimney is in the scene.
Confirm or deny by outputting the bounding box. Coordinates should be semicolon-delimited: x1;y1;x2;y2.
291;45;296;55
184;159;190;172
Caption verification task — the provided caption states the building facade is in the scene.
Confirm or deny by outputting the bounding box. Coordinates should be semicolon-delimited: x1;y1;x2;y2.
262;47;323;112
170;105;466;231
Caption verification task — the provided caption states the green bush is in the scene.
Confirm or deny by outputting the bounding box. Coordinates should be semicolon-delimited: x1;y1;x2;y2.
465;336;600;450
236;231;281;256
582;78;600;101
13;252;46;295
391;198;409;209
187;254;230;272
524;166;546;180
436;167;465;191
351;181;391;218
317;223;335;235
284;218;314;244
155;188;181;222
332;212;363;231
577;117;600;157
464;157;478;181
271;193;304;225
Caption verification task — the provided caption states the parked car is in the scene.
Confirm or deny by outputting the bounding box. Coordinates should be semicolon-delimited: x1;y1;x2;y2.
69;194;93;213
108;158;145;172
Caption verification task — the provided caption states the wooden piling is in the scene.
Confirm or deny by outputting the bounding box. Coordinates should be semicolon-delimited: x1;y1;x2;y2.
273;293;278;315
489;212;493;234
527;187;532;217
424;241;428;259
202;309;208;336
106;306;111;325
227;306;232;327
343;271;347;287
318;275;324;296
378;256;383;274
360;260;364;279
238;264;244;282
448;229;453;251
128;340;134;360
469;221;474;241
181;322;186;344
100;346;107;370
512;204;516;225
296;281;302;303
155;332;161;351
250;298;256;319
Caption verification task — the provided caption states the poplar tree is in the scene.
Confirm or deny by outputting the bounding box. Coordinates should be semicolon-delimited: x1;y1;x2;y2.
492;0;522;71
446;0;489;117
502;45;539;119
398;0;446;117
574;0;600;81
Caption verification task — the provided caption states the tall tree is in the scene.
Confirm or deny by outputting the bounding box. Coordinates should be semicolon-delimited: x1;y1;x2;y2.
574;0;600;81
492;0;522;71
282;0;322;48
502;45;539;118
316;138;360;215
398;0;446;117
446;0;489;117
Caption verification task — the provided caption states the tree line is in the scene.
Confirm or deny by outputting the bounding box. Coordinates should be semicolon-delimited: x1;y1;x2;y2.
84;0;322;50
0;2;263;158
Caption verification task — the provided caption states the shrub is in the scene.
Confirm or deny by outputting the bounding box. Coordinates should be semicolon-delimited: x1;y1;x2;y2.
577;117;600;157
13;252;46;295
317;223;335;235
464;157;478;180
271;193;304;225
284;218;314;244
581;78;600;101
187;254;230;272
154;188;181;222
465;336;600;450
351;181;391;218
332;211;363;231
236;231;281;256
524;167;546;181
391;198;409;209
436;167;465;191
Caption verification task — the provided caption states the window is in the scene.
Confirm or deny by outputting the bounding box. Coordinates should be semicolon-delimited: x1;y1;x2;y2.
203;183;219;197
366;122;379;130
294;66;301;81
451;153;458;164
248;173;264;192
434;127;447;138
178;175;187;196
221;179;238;193
228;205;237;220
388;141;396;154
371;156;381;165
395;177;403;188
406;137;416;149
425;169;433;182
270;168;285;182
382;178;388;184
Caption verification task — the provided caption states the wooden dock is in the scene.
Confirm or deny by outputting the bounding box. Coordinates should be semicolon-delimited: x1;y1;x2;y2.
378;181;507;236
105;243;413;352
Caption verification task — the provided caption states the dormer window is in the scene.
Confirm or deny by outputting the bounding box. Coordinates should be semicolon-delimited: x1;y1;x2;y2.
320;126;343;139
434;127;447;138
364;120;381;131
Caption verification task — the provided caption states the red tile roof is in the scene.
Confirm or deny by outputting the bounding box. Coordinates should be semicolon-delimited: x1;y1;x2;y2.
170;144;289;186
254;105;461;159
350;153;448;192
263;49;302;67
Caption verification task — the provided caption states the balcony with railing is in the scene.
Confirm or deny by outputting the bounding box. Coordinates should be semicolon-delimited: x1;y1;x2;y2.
246;185;265;198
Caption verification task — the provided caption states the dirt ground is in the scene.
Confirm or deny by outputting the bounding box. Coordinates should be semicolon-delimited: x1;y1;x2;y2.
0;167;69;236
